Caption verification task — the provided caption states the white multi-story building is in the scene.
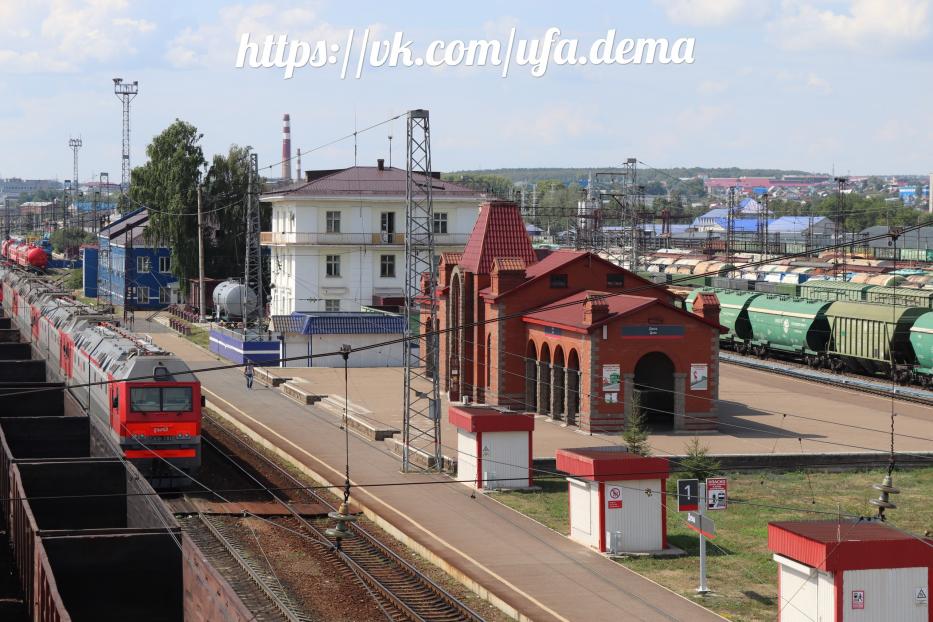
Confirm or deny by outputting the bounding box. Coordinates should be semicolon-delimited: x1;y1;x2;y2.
261;161;486;315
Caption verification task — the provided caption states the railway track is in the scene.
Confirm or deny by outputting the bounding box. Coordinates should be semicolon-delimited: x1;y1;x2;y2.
720;351;933;406
198;414;485;622
179;514;307;622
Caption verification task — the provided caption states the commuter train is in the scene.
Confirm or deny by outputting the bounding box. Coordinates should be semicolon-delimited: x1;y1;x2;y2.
1;267;201;477
1;238;49;271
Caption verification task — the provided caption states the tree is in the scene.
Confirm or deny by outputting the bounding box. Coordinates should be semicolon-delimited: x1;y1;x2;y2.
680;437;721;481
622;390;651;456
50;227;93;257
130;120;206;292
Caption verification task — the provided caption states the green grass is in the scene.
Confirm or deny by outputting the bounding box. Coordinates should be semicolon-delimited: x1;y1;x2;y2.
186;325;210;349
495;468;933;621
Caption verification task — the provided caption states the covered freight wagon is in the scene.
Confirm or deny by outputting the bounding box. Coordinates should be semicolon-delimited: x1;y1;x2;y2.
745;297;832;363
909;312;933;386
824;303;928;377
865;286;933;309
798;280;874;302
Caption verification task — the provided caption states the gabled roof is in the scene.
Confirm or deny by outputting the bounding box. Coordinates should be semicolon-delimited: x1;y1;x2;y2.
262;165;485;199
522;289;727;333
272;312;405;335
460;201;537;274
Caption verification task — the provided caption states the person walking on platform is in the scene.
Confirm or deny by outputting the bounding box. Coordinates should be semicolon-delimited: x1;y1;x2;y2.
244;362;254;390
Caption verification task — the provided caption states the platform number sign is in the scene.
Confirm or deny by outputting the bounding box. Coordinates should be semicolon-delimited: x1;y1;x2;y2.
677;479;699;511
706;477;728;510
852;590;865;610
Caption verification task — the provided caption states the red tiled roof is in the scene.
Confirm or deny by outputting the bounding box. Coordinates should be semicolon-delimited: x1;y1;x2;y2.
523;250;586;277
263;166;485;199
523;290;655;330
492;257;527;272
460;201;537;274
770;521;915;544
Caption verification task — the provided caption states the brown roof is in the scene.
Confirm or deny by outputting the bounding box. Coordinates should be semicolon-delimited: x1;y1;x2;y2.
263;165;485;199
492;257;527;272
770;520;916;544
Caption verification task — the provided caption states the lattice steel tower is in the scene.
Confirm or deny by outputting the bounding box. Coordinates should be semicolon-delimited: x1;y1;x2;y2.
112;78;138;194
833;176;848;280
68;138;82;216
402;109;441;472
244;152;264;332
757;192;770;256
725;186;737;260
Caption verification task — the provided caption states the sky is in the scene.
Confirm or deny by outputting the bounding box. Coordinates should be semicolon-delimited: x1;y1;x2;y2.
0;0;931;181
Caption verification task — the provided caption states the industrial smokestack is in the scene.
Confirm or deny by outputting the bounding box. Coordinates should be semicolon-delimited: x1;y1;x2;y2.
296;148;302;182
929;173;932;214
282;114;292;180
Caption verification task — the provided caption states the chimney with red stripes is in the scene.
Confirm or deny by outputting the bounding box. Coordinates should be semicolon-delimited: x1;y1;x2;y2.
281;113;292;180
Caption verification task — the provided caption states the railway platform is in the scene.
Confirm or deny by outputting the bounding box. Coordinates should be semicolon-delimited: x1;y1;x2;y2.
139;319;723;622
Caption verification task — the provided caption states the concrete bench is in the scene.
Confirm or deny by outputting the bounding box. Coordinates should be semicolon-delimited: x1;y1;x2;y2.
281;381;324;405
254;368;289;388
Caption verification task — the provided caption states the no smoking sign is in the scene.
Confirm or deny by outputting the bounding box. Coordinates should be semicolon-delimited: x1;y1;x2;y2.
607;485;623;509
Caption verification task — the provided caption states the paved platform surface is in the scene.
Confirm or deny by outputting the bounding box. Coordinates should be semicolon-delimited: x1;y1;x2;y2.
141;319;723;621
269;364;933;458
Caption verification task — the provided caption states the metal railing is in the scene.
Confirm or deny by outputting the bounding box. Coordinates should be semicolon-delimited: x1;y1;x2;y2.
260;231;470;246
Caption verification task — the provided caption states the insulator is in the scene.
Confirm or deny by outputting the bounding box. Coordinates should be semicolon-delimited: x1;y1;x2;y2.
869;474;899;513
325;502;357;541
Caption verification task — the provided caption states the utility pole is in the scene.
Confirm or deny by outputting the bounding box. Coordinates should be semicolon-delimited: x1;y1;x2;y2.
726;186;737;261
757;192;770;257
833;177;848;280
197;183;206;322
402;109;441;472
697;481;710;595
244;152;263;334
113;78;138;196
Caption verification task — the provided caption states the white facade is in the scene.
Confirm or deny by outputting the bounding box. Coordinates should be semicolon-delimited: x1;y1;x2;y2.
263;189;481;315
455;428;530;490
567;478;665;553
775;555;929;622
280;332;404;368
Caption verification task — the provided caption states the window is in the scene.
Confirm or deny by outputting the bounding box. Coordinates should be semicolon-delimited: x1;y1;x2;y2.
550;274;568;288
137;287;149;304
433;212;448;234
159;256;171;273
607;273;625;288
325;299;341;312
137;256;151;273
130;386;193;413
326;211;341;233
159;287;172;304
380;254;396;278
325;255;341;277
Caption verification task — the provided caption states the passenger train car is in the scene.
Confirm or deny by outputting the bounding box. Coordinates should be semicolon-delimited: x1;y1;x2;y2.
1;267;201;478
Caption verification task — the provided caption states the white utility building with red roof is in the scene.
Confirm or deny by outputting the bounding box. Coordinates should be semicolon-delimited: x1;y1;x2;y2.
768;520;932;621
556;447;670;554
449;404;534;490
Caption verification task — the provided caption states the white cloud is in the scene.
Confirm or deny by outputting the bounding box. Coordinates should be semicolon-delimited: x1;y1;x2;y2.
165;4;367;69
0;0;156;72
806;73;832;94
773;0;930;50
655;0;760;26
697;79;729;95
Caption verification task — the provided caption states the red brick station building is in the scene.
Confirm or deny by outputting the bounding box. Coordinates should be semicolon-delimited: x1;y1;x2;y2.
423;200;725;434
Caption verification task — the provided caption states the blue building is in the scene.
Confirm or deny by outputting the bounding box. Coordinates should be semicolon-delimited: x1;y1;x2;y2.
90;208;179;309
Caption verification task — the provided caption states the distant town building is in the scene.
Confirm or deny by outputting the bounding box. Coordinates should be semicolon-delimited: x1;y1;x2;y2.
260;160;486;315
0;178;62;195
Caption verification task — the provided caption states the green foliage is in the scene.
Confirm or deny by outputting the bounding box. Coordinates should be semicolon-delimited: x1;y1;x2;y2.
623;391;651;456
63;268;82;290
50;227;93;256
441;172;513;198
680;437;721;481
131;120;206;292
767;194;925;230
202;144;266;279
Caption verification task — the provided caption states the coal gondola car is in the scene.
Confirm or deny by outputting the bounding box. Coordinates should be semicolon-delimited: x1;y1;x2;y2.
0;267;201;478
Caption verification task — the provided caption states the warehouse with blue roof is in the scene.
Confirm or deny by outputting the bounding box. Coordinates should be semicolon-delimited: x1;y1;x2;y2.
270;311;406;367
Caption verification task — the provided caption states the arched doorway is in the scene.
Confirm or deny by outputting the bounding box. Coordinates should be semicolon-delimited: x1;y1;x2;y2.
552;346;565;420
566;349;580;426
447;272;463;398
633;352;675;430
525;341;538;411
538;343;551;416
